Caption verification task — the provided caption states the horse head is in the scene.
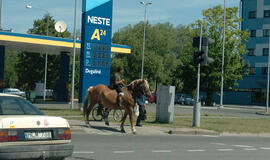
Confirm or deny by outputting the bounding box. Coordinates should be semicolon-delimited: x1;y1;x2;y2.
140;79;152;98
127;79;152;98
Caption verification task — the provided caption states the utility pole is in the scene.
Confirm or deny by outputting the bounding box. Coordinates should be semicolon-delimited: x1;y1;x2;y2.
71;0;77;110
26;5;49;101
140;1;152;79
0;0;2;30
267;29;270;113
193;25;203;127
220;0;226;108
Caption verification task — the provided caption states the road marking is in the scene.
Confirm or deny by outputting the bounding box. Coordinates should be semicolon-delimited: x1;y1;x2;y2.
260;147;270;150
211;143;226;146
113;151;135;154
243;148;257;151
187;150;205;152
232;145;253;148
73;151;95;154
152;150;172;153
217;149;233;151
201;135;219;138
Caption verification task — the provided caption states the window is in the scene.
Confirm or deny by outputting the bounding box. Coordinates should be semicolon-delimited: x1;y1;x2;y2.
248;11;256;18
249;67;256;75
248;49;255;56
263;29;270;37
0;96;44;115
264;10;270;17
262;67;268;75
263;48;269;56
250;30;256;37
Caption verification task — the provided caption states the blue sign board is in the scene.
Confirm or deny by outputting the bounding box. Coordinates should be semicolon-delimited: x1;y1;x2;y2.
79;0;113;103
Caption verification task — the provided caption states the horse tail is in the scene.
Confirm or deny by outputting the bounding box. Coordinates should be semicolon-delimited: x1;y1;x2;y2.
83;87;93;117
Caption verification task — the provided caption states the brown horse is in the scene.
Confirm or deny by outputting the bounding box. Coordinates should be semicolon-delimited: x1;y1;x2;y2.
83;79;152;134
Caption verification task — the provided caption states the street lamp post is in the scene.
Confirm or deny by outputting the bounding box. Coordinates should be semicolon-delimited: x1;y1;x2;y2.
220;0;226;107
26;5;49;101
0;0;2;30
71;0;77;110
140;1;151;79
266;30;270;113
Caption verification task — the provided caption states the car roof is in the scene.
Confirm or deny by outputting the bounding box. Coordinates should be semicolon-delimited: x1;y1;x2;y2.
4;88;19;90
0;93;20;97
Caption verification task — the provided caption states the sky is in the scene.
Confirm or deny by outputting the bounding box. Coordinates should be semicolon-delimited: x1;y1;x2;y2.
2;0;240;35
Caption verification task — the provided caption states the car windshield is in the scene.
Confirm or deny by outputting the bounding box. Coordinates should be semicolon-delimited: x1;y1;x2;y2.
0;96;44;115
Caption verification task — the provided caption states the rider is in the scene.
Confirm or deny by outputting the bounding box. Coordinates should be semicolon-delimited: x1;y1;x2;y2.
103;66;125;126
114;66;125;96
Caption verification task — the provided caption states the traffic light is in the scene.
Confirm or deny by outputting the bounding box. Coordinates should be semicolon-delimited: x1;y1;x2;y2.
192;37;215;66
193;50;204;65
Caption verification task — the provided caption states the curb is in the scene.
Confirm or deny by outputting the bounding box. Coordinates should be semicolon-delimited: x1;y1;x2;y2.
256;112;270;116
168;129;220;136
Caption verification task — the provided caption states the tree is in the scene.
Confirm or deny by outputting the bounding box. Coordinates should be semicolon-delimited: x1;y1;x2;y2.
16;14;71;91
4;50;19;88
180;6;249;104
112;22;186;91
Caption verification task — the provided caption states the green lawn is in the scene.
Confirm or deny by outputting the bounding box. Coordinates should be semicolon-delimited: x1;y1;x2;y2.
41;108;270;134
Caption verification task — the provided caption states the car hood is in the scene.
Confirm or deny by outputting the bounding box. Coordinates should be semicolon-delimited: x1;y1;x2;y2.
0;115;70;129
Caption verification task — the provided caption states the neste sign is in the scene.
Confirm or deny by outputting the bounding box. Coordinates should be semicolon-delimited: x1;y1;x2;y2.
88;16;111;26
79;0;113;103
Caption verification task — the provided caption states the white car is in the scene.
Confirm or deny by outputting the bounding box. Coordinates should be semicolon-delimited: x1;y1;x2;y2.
0;93;73;160
3;88;26;97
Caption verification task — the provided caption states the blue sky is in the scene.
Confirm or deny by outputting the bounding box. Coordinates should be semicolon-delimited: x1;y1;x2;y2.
2;0;240;34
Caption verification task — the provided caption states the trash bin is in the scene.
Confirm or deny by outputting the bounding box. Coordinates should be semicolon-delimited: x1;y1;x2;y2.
156;86;175;123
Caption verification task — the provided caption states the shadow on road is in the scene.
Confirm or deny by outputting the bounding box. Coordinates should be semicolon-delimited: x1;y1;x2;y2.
70;157;95;160
90;125;123;133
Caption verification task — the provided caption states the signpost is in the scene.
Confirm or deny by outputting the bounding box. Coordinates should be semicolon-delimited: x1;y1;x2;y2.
79;0;113;103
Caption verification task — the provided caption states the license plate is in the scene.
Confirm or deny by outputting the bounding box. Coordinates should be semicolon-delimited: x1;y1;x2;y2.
25;131;52;140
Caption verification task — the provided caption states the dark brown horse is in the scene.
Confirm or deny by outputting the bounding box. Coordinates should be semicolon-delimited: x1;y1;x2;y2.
83;79;151;133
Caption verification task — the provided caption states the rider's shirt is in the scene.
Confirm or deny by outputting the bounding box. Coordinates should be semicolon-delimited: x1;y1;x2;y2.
114;72;121;83
114;72;123;87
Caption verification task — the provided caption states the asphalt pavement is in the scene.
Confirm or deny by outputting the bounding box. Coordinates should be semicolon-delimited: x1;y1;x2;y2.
33;102;270;160
66;133;270;160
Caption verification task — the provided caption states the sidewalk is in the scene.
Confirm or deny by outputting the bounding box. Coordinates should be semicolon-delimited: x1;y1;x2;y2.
67;119;220;136
68;119;169;135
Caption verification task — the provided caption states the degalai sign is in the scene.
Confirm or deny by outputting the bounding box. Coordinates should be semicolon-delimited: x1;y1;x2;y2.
79;0;113;102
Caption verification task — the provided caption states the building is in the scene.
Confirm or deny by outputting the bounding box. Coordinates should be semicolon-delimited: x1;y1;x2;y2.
213;0;270;105
233;0;270;105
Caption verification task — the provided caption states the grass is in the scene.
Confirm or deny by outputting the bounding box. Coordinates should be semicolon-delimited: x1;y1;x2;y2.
144;116;270;134
40;108;270;134
41;108;83;117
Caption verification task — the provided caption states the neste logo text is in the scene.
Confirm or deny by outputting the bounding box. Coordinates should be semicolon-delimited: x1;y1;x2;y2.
88;16;110;26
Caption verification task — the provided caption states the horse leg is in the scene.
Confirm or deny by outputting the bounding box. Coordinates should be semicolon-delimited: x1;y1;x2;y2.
84;104;90;126
85;102;96;127
128;107;136;134
100;105;110;126
120;110;128;133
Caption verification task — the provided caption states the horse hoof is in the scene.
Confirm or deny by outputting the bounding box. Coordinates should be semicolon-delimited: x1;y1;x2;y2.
121;129;126;133
132;131;137;135
105;122;110;126
85;122;90;126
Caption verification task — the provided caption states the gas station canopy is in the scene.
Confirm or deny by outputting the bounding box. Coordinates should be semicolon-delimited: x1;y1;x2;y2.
0;31;131;54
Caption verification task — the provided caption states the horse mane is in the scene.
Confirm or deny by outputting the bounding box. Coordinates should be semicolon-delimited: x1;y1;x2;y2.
126;79;145;99
127;79;142;90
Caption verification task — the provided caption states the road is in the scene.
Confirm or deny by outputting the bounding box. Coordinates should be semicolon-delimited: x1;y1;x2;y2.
66;133;270;160
146;103;268;118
